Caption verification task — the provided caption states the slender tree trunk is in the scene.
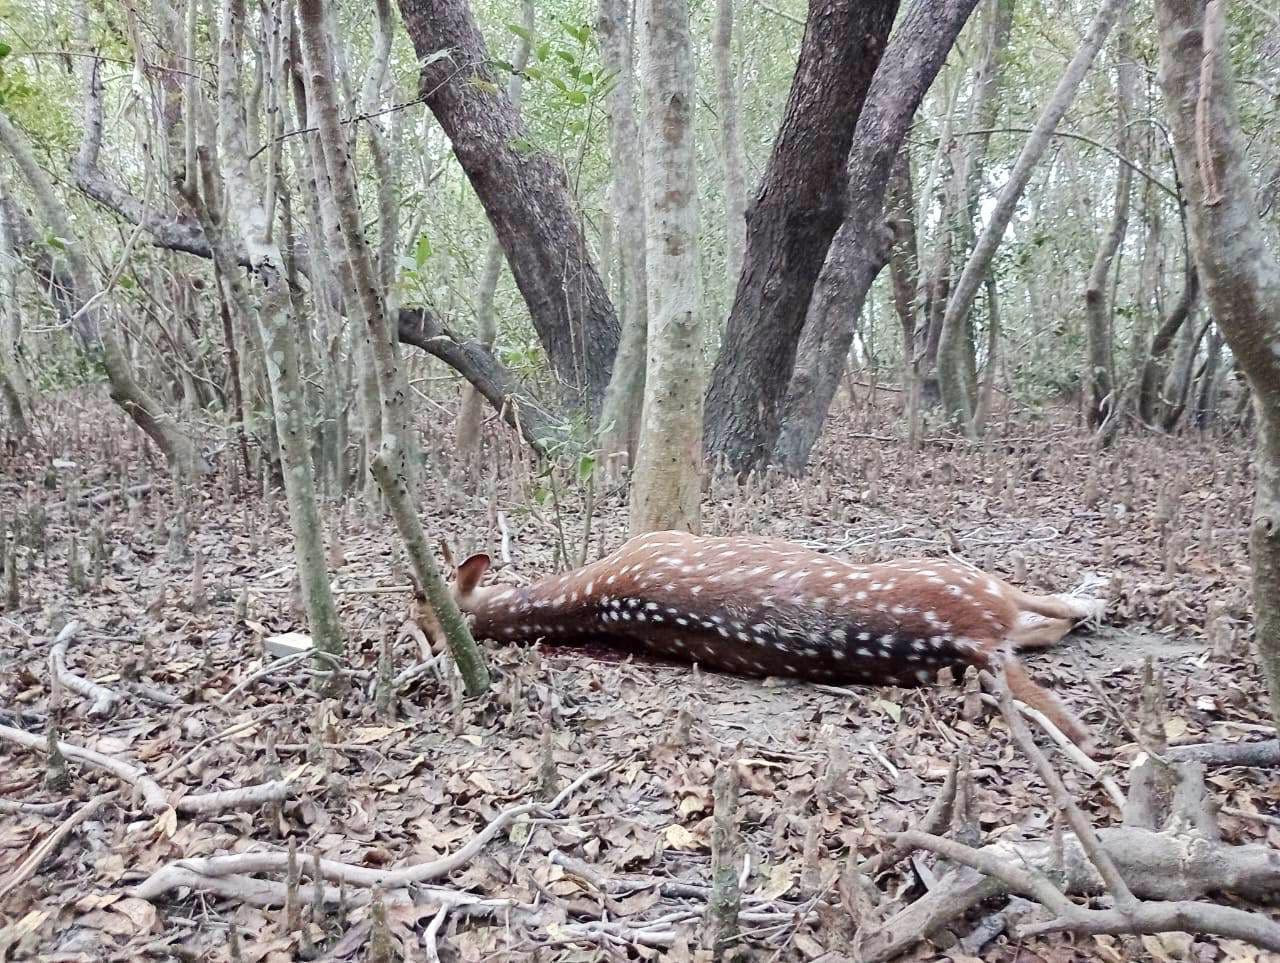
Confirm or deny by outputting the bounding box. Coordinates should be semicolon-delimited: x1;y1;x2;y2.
1194;328;1223;428
1083;18;1136;429
0;109;203;477
970;274;1000;434
597;0;649;469
713;0;747;286
910;74;961;404
948;0;1016;428
1157;0;1280;733
1138;264;1200;425
960;0;1015;222
886;153;920;362
933;148;971;420
1160;314;1211;433
936;0;1126;429
299;0;490;694
0;194;31;437
629;0;703;534
773;0;980;472
396;0;620;412
202;0;344;659
703;0;900;475
457;0;534;458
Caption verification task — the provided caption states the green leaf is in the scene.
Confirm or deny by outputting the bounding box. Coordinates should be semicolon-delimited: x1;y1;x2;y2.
561;22;590;44
505;23;532;42
0;42;12;59
565;90;587;106
555;48;576;65
536;40;551;62
413;233;432;267
577;453;595;483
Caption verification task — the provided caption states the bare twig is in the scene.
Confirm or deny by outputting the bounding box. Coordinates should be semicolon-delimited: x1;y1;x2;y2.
979;691;1125;809
133;755;625;901
0;790;118;900
218;651;312;705
991;668;1136;908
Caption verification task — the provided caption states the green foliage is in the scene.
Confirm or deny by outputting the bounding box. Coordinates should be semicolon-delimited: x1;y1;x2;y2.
517;18;607;126
0;39;35;108
32;347;101;392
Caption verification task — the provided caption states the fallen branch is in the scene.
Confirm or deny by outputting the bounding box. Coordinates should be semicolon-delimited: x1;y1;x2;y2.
0;724;169;812
80;482;152;508
1018;899;1280;950
48;622;117;717
397;306;563;457
857;670;1280;961
217;651;313;706
174;780;293;814
133;755;624;902
1166;738;1280;768
978;689;1125;809
0;724;290;816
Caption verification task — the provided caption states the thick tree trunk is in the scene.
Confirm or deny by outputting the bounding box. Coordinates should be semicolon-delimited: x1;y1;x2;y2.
936;0;1126;429
629;0;703;535
773;0;980;473
396;0;620;412
456;0;533;459
596;0;650;468
1083;19;1136;429
1157;0;1280;733
704;0;900;475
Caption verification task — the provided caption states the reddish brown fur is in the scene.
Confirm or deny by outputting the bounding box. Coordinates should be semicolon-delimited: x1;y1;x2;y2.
451;531;1104;754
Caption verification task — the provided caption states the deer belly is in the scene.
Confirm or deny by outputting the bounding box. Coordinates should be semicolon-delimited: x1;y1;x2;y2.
598;596;987;687
635;629;978;686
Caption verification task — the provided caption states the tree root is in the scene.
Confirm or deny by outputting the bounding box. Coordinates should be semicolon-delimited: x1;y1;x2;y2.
48;622;117;718
855;669;1280;961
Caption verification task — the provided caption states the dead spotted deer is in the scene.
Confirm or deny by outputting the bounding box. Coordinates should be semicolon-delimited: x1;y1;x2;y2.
449;531;1106;754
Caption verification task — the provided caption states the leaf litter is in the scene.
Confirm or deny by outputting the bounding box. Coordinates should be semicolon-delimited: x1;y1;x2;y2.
0;388;1276;961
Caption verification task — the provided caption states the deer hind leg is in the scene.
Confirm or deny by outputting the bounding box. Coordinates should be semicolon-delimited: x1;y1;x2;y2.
1008;612;1075;649
998;654;1097;757
1011;589;1106;624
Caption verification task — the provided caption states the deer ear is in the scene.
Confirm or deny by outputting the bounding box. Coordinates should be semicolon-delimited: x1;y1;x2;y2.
454;553;492;598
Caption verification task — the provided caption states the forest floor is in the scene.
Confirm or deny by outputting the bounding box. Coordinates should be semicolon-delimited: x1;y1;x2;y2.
1;387;1277;963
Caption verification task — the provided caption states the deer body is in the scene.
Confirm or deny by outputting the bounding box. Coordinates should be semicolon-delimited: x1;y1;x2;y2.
452;531;1104;752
